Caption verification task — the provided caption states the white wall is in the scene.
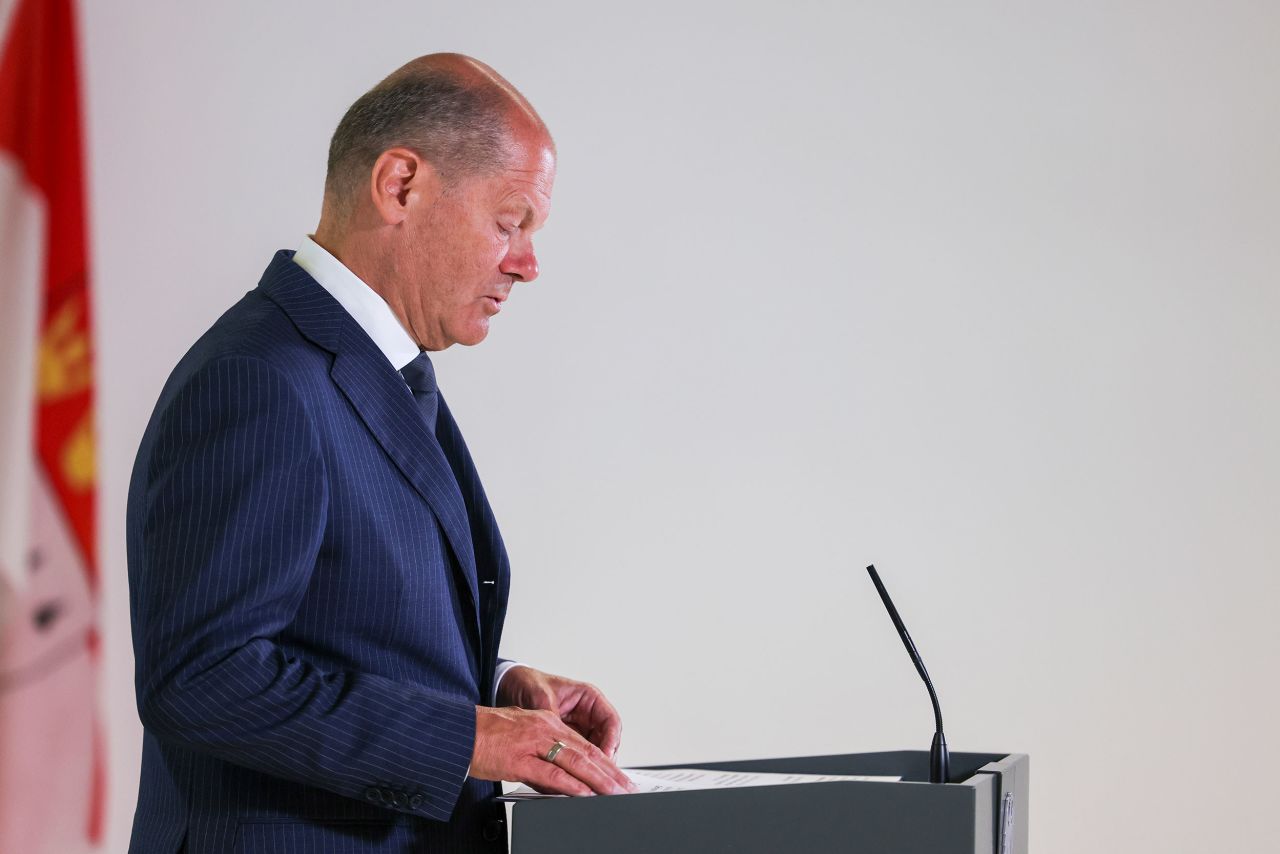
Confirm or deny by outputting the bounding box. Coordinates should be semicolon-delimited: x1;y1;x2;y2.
79;1;1279;851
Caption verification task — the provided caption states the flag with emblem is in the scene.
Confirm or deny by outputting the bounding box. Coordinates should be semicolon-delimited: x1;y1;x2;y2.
0;0;105;850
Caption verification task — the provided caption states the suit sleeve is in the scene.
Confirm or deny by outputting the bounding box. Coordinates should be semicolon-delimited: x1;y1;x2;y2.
130;355;474;821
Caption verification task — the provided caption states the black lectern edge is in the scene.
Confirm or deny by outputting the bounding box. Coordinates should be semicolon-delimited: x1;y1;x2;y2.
507;749;1026;811
508;751;1029;854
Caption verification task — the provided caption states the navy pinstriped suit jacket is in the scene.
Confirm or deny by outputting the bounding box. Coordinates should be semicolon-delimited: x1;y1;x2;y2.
126;251;511;853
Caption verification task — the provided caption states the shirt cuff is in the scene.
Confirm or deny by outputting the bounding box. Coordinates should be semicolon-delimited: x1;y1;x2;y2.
491;661;527;705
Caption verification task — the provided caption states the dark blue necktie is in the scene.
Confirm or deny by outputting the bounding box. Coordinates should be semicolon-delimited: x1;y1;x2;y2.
400;352;440;436
402;351;477;645
402;352;495;691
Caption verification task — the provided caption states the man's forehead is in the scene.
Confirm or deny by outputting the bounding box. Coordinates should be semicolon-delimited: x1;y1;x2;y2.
504;137;555;180
496;144;555;204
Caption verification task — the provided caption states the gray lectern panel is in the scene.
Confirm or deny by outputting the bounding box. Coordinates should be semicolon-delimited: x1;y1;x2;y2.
646;750;1008;783
510;751;1029;854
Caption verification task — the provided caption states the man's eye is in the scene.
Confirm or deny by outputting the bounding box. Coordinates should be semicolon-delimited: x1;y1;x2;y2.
498;222;518;236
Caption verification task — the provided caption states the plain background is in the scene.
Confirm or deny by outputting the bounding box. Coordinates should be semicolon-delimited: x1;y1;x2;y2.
65;0;1280;851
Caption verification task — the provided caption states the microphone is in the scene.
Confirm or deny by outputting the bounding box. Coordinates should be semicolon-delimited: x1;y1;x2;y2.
866;564;950;784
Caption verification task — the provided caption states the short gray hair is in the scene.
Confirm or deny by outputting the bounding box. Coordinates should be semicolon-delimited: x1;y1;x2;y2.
324;68;512;207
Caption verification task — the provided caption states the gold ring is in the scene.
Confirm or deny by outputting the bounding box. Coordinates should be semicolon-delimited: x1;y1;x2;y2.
545;741;566;763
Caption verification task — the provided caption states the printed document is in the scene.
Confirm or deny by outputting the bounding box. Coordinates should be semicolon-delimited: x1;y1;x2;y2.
500;767;900;800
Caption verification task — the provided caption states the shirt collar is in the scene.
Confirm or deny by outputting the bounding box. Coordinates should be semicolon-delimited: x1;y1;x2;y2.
292;235;421;371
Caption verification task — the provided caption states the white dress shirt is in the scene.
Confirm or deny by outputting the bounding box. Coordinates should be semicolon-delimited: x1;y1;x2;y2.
292;236;524;702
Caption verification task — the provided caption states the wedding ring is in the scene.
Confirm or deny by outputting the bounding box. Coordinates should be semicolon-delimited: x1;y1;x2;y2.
545;741;566;763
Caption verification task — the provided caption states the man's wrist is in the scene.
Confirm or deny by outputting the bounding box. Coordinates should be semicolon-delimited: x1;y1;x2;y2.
492;661;527;705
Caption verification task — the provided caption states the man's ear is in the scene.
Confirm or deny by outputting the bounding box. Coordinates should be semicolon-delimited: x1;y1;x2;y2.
367;147;443;225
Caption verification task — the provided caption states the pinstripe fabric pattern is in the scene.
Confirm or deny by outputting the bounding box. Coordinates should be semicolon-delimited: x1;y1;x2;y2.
126;252;511;853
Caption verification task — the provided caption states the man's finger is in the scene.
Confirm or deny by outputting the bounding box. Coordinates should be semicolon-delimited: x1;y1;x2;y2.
550;742;634;798
573;689;623;758
573;721;626;778
523;759;592;797
595;714;622;759
560;729;635;793
551;744;630;795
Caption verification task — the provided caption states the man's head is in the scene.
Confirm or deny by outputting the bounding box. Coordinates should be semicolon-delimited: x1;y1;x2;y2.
315;53;556;351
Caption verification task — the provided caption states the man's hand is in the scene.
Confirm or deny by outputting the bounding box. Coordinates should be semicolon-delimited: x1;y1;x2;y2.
470;706;635;796
497;666;624;759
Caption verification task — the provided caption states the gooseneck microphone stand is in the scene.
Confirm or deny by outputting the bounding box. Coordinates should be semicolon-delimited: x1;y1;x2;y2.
866;564;950;784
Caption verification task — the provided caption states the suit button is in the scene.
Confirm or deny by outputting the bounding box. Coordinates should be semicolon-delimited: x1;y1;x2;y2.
378;788;393;805
482;818;505;842
409;794;424;810
364;786;380;803
392;791;407;808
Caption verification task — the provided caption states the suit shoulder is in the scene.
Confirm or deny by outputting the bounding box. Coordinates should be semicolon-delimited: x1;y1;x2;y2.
196;289;324;365
183;287;327;371
148;288;331;416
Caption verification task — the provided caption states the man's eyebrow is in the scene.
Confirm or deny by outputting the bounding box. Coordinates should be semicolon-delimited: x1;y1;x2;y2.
508;196;536;225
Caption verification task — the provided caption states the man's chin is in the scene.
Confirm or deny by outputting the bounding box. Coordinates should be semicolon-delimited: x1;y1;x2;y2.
454;321;491;347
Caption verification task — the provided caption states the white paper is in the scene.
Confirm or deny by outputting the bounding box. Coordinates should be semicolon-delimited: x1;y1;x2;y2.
499;767;901;800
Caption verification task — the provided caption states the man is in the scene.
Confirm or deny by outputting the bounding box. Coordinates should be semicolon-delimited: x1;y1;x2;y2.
126;54;633;853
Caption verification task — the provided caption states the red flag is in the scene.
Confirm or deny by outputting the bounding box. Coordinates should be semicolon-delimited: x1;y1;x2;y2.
0;0;105;849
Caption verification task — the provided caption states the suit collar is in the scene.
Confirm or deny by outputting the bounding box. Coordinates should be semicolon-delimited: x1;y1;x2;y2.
256;250;346;353
291;237;420;370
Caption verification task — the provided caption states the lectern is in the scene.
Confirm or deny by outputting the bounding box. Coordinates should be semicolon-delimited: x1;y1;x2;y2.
510;750;1028;853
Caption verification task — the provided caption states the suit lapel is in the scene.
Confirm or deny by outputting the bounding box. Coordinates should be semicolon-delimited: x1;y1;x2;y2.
435;397;508;592
257;252;482;626
328;349;481;610
436;396;511;697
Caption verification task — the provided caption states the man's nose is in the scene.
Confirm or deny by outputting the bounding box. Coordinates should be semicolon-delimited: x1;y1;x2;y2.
501;242;539;283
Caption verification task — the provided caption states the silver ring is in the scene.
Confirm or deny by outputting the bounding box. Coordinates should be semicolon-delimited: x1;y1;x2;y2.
545;741;566;763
